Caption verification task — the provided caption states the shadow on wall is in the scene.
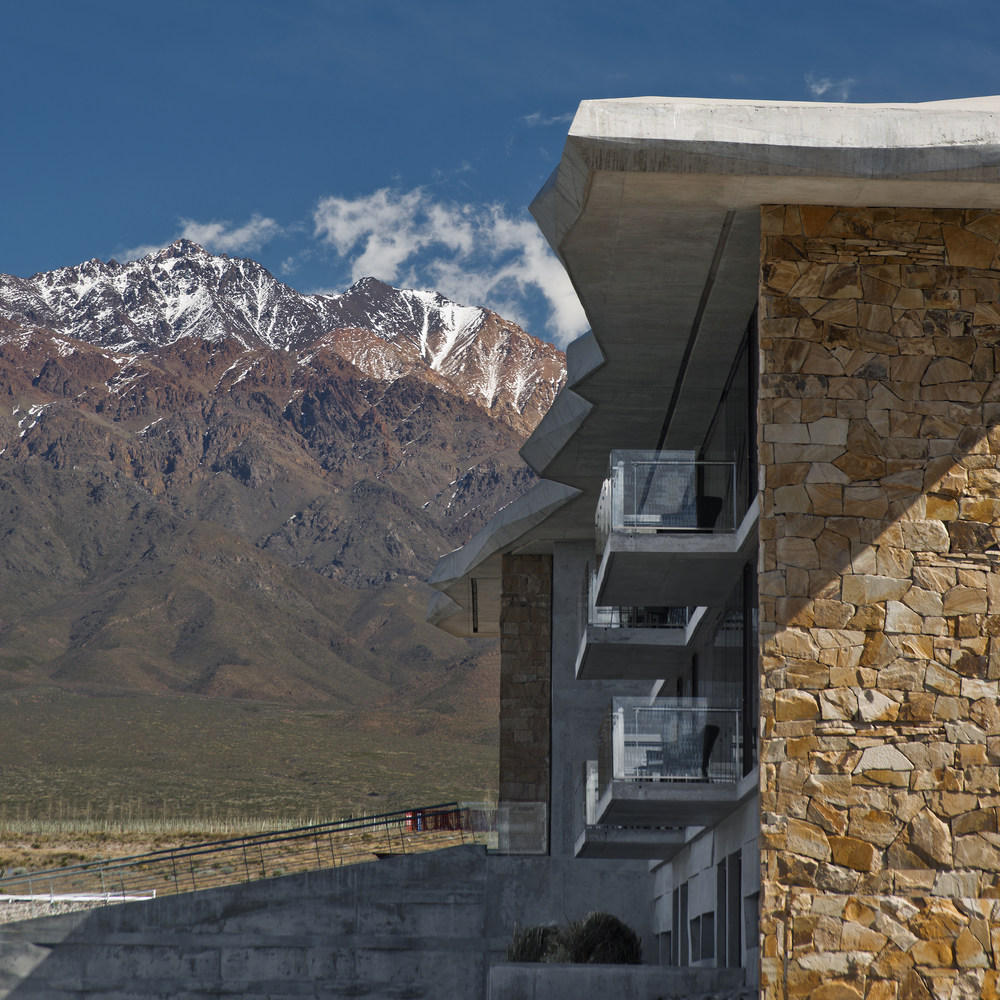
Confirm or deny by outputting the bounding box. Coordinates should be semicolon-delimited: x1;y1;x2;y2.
757;204;1000;1000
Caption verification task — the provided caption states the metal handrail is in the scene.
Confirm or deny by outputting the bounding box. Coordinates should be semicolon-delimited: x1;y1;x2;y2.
0;803;496;902
596;451;740;553
587;572;689;628
597;699;741;791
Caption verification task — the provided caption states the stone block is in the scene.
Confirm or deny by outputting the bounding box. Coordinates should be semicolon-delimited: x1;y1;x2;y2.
908;810;954;867
885;601;924;634
901;588;944;617
829;835;879;871
900;520;952;553
855;745;914;773
849;808;903;848
943;586;988;616
843;575;911;605
776;690;820;721
857;690;900;723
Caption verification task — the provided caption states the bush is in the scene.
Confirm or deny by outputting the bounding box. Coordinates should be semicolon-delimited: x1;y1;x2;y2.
506;924;558;962
507;911;641;964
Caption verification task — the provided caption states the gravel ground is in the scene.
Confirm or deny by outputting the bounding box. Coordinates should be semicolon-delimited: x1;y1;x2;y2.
0;898;113;925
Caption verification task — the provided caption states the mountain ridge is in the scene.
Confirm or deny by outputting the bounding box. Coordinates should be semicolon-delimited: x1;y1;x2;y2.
0;243;564;699
0;241;565;436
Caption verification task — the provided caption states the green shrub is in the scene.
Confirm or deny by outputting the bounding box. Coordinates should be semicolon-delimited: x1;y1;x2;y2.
507;911;641;964
506;924;558;962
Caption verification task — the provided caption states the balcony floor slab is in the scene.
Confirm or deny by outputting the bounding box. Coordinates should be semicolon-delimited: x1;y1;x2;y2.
596;770;756;828
575;626;691;680
575;606;714;680
574;825;686;860
596;501;758;607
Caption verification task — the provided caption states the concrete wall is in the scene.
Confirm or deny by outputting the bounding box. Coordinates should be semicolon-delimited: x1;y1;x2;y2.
489;963;748;1000
652;795;759;979
0;846;655;999
759;204;1000;1000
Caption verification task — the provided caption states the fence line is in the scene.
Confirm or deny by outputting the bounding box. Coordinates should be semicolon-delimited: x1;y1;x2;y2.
0;803;497;904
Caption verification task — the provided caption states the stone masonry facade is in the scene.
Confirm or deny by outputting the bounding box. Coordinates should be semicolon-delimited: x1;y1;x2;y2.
499;554;552;809
759;205;1000;1000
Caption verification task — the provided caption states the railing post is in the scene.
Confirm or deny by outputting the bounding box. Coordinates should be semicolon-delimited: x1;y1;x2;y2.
613;462;624;530
731;460;737;530
613;706;625;780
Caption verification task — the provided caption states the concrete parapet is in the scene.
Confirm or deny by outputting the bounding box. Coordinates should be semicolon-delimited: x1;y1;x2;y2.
0;846;654;999
489;963;748;1000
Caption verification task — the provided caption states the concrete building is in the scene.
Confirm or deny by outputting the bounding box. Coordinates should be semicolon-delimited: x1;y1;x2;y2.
429;95;1000;999
7;94;1000;1000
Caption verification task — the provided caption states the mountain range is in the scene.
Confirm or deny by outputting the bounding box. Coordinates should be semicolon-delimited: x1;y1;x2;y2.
0;241;565;817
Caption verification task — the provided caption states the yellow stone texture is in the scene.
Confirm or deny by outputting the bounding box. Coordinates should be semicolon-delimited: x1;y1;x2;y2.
761;206;1000;999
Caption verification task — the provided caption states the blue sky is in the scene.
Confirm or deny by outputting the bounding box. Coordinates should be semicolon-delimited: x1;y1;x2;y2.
3;0;999;346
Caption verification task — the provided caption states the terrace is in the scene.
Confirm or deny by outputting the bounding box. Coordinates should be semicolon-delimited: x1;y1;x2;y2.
590;698;753;828
594;451;757;608
575;571;712;680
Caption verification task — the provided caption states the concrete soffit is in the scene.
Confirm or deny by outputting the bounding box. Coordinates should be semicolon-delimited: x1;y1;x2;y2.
522;93;1000;487
427;94;1000;636
426;479;581;632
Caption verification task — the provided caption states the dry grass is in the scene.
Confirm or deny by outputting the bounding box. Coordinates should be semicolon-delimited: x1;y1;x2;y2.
0;687;498;872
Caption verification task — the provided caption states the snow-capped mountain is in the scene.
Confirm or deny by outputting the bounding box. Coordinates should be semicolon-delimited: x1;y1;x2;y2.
0;241;565;433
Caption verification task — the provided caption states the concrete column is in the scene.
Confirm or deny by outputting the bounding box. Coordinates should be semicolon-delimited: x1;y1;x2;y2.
759;205;1000;1000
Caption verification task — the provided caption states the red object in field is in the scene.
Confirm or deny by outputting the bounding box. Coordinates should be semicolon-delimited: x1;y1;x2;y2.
435;810;459;831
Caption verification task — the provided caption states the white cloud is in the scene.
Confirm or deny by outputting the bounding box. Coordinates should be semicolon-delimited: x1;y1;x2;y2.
312;188;587;346
116;213;282;263
805;73;856;102
520;110;574;128
116;242;164;262
178;213;282;254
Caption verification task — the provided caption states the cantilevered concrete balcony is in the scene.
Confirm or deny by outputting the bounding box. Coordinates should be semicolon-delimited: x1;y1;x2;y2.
593;698;753;828
574;760;686;860
575;579;713;681
594;451;757;608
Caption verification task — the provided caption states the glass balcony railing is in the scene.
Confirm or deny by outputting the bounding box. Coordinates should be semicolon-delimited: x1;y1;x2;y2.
582;759;600;828
597;698;741;791
596;451;738;553
586;572;690;629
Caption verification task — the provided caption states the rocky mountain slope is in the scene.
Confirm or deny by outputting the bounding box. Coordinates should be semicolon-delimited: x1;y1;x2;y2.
0;240;564;434
0;244;565;815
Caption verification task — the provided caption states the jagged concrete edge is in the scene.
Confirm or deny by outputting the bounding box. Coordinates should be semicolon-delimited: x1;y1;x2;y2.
426;590;463;628
565;330;605;389
518;389;592;478
427;478;581;591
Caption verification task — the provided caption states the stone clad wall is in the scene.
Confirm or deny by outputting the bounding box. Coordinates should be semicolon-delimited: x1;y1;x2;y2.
758;205;1000;1000
499;554;552;808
